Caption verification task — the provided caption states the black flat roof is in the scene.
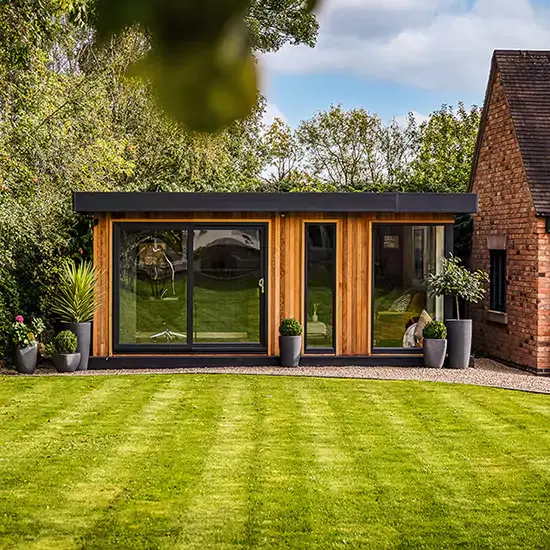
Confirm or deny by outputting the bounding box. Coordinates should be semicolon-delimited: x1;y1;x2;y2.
73;192;478;214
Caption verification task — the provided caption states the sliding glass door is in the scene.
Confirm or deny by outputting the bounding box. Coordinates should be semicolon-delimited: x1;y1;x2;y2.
114;223;267;352
192;228;263;345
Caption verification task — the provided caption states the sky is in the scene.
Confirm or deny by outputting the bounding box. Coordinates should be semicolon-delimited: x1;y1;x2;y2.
260;0;550;127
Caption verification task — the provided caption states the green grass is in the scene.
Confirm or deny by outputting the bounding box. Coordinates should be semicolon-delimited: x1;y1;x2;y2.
0;375;548;549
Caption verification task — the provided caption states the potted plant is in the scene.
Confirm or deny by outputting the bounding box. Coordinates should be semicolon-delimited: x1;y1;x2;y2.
427;255;488;369
279;318;303;367
12;316;45;374
52;261;98;371
47;330;80;373
422;321;448;369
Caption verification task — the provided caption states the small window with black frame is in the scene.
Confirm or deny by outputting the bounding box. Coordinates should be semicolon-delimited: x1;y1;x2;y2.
490;249;506;313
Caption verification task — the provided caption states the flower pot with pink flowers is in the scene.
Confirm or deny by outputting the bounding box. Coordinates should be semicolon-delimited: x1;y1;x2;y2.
12;315;45;374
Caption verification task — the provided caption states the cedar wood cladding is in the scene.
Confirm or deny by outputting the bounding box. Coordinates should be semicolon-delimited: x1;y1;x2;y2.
92;211;455;358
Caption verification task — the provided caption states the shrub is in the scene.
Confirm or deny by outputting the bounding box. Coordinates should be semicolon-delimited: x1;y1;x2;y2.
423;321;447;340
279;318;303;336
52;330;78;355
427;255;488;320
52;261;99;323
11;315;45;348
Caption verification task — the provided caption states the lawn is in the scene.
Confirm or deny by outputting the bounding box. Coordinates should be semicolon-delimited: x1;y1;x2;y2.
0;375;548;549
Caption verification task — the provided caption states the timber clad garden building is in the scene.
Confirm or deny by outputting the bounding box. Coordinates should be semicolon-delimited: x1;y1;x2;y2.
74;192;477;369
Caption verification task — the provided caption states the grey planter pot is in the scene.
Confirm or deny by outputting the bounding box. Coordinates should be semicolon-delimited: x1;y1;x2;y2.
64;322;91;371
52;353;81;373
279;336;302;367
423;339;447;369
15;344;38;374
445;319;472;369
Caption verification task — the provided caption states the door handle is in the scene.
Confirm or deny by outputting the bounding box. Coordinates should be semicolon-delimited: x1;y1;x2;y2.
258;278;265;294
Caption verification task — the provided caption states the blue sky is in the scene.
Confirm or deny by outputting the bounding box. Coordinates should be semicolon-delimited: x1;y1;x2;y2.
260;0;550;126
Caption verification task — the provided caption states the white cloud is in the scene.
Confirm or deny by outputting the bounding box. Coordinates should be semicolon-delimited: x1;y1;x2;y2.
262;101;285;127
263;0;550;94
394;111;430;127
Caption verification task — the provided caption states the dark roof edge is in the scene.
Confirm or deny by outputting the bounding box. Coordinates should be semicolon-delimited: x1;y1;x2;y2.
73;192;477;214
469;52;498;192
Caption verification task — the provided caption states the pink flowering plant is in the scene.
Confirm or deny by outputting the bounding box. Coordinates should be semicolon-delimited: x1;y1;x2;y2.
12;316;45;348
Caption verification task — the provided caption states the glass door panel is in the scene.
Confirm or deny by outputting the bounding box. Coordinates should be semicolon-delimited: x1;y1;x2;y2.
373;224;445;349
118;228;188;345
192;227;263;345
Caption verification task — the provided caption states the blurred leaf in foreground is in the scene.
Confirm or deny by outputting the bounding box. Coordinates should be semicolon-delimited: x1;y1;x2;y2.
94;0;320;132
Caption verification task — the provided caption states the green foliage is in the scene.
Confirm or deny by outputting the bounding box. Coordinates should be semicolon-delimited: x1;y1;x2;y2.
261;103;480;194
296;104;418;192
92;0;319;132
11;316;44;348
427;255;489;320
51;330;78;355
423;321;447;340
52;261;98;323
279;318;303;336
410;103;481;193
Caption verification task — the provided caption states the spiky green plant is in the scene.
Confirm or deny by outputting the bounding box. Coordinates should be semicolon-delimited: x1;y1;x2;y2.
52;261;98;323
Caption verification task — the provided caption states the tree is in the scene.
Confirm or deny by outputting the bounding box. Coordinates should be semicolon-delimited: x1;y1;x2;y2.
260;117;305;191
427;255;488;320
295;105;419;192
410;103;481;193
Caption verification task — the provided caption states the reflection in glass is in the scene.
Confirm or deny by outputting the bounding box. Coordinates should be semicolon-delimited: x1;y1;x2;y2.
193;229;261;344
306;224;335;350
373;225;445;349
119;229;188;344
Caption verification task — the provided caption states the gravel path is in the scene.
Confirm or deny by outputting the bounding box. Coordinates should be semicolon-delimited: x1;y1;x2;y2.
5;358;549;394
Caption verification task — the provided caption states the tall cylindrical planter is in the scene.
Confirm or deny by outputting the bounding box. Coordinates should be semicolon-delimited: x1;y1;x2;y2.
423;339;447;369
64;322;91;371
279;336;302;367
15;344;38;374
445;319;472;369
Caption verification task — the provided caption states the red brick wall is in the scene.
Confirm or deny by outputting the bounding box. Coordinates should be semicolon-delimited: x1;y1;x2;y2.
471;69;541;371
536;219;550;372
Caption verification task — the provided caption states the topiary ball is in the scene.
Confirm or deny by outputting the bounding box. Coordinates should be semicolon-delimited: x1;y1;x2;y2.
279;318;303;336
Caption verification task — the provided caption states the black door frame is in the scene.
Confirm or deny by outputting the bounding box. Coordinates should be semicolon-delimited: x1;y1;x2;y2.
304;222;337;354
112;222;268;354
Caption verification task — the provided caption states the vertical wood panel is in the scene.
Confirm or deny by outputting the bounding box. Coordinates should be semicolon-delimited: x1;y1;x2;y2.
93;215;109;356
366;218;373;354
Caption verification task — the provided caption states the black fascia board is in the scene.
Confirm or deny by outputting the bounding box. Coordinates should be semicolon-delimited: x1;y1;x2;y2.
73;192;478;214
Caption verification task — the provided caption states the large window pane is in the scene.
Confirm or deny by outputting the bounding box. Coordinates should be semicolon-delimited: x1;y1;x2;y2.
119;228;188;344
373;225;445;349
306;224;336;350
193;228;261;344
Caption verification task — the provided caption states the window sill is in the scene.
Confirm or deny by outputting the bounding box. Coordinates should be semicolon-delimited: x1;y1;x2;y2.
487;310;508;325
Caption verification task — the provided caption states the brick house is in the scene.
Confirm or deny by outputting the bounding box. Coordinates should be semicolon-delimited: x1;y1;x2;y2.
471;50;550;375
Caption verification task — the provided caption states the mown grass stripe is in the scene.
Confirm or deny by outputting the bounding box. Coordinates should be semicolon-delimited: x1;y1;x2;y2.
239;377;317;549
0;378;108;449
173;376;258;549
